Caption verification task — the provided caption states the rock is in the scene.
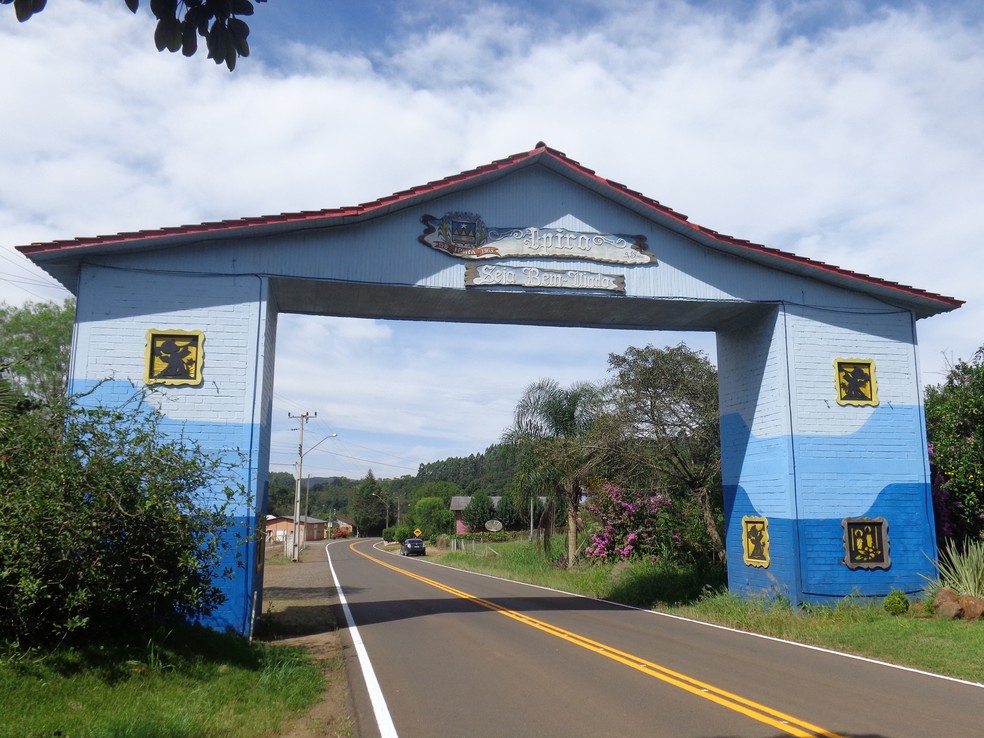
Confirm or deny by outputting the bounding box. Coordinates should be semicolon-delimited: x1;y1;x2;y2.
935;587;960;607
935;599;964;620
958;595;984;621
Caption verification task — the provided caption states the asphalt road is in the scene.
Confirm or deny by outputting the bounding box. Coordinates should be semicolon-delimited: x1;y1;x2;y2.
324;539;984;738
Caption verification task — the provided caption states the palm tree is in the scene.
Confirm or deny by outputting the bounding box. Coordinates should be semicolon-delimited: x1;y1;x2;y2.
505;378;607;566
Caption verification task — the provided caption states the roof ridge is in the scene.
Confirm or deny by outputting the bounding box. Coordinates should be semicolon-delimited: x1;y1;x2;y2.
17;143;962;309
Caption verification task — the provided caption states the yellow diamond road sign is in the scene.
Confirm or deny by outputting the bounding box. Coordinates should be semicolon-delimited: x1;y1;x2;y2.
414;528;422;537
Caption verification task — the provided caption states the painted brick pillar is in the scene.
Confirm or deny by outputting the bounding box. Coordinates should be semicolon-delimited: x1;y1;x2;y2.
717;304;936;604
70;264;277;636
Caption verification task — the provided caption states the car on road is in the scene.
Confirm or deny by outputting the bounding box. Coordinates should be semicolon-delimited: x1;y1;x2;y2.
400;537;426;556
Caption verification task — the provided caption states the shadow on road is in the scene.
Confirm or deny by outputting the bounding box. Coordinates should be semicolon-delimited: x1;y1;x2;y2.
338;588;632;626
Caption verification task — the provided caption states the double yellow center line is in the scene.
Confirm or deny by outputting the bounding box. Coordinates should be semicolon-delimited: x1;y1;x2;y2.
351;542;842;738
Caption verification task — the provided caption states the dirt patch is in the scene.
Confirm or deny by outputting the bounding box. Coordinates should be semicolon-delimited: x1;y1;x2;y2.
258;543;356;737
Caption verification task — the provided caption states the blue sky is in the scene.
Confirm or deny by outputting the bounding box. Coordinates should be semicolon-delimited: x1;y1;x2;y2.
2;0;983;479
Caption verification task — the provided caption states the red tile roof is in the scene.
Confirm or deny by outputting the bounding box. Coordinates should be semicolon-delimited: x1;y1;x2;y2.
17;142;962;312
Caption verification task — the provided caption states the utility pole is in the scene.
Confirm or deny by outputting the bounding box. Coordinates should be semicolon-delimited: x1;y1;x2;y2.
530;493;534;542
289;411;316;562
304;473;311;551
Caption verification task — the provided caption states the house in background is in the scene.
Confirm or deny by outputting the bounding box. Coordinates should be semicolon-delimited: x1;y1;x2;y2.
265;514;327;542
333;516;355;537
450;495;503;534
449;495;551;534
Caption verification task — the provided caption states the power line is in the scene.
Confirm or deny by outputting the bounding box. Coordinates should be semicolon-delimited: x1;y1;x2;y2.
0;247;54;279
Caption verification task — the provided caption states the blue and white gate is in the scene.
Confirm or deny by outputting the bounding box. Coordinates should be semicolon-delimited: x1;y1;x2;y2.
20;144;961;635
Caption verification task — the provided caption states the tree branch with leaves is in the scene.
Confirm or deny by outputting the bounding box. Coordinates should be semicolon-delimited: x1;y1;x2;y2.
925;345;984;543
1;0;267;70
605;344;725;560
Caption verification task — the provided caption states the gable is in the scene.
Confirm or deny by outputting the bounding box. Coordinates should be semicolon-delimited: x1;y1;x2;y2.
19;144;960;323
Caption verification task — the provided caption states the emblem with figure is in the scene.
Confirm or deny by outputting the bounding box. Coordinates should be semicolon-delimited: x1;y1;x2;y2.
419;212;655;265
145;330;205;387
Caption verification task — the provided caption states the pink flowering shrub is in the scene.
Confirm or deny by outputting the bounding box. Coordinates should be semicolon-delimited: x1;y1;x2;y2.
583;483;677;561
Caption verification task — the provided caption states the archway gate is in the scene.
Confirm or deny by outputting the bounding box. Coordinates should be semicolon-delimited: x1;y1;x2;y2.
20;144;961;636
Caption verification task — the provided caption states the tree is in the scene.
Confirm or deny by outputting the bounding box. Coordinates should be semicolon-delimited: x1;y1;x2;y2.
386;474;416;525
306;476;358;521
505;378;608;566
925;345;984;542
606;344;724;559
407;497;454;539
1;0;267;71
462;490;496;532
495;492;518;530
0;299;74;409
408;480;461;508
266;471;295;516
349;470;386;536
415;443;522;496
0;396;246;647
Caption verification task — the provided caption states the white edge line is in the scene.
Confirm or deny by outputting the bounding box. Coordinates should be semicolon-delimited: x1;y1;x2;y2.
371;541;984;691
325;542;399;738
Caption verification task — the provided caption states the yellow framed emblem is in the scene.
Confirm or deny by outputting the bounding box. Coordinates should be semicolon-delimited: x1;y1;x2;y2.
742;516;770;568
834;358;878;407
842;517;890;570
145;329;204;386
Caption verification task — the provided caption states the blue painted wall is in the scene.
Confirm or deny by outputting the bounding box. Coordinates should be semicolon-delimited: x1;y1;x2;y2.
718;304;935;604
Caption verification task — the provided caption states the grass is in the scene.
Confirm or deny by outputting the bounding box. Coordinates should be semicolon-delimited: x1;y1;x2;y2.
0;623;327;737
432;539;984;685
436;538;724;606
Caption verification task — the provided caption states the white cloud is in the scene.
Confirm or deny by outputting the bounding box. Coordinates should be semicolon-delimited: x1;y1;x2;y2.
2;0;982;475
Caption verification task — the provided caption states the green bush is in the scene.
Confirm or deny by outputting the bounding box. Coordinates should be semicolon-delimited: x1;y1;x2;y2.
883;589;910;616
391;525;413;543
495;492;519;530
462;490;496;531
0;398;246;647
925;346;984;540
408;497;454;539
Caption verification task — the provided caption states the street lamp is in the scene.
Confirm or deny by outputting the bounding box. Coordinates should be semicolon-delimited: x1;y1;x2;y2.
291;428;337;562
372;492;391;529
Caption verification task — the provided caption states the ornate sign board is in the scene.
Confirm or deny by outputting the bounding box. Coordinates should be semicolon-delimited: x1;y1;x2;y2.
742;516;770;568
834;358;879;407
420;212;655;266
843;517;890;570
144;329;204;387
465;264;625;293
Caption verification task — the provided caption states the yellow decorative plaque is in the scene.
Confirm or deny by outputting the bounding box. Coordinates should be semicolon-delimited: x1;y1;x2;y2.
842;517;890;570
834;358;878;406
742;516;770;568
145;330;204;386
